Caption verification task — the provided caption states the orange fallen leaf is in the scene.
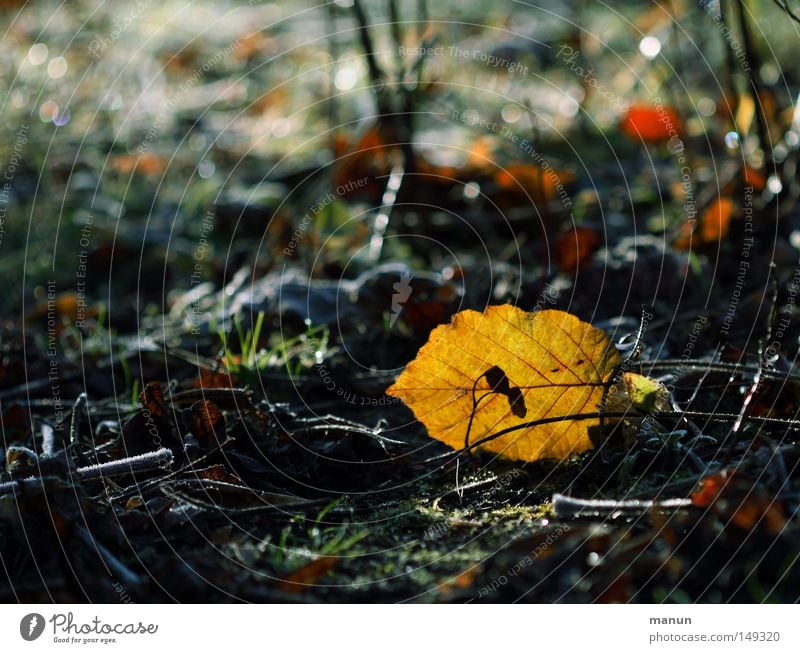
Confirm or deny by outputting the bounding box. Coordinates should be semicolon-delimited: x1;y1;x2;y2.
438;566;480;595
692;470;786;535
249;86;289;115
555;226;601;274
621;104;682;143
333;125;391;187
466;136;496;168
111;153;167;176
387;307;620;462
496;164;571;202
691;470;736;508
25;291;99;330
674;196;736;250
700;197;735;243
232;32;274;61
672;221;694;250
741;165;767;191
277;556;338;594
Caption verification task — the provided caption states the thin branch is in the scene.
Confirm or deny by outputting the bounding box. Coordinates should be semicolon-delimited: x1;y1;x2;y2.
728;0;774;164
0;448;174;496
417;0;428;40
552;493;692;518
771;0;800;25
387;0;404;79
645;359;800;383
351;0;389;114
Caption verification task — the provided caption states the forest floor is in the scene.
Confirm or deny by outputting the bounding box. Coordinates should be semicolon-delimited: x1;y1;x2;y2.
1;0;800;602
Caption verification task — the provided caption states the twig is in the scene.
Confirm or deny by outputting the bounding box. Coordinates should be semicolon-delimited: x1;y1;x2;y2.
645;359;800;383
108;437;234;503
78;448;173;481
460;409;800;458
167;387;251;403
352;0;417;175
771;0;800;25
628;474;705;499
69;392;88;446
721;265;778;465
40;423;57;457
670;392;703;439
552;493;692;518
0;448;174;496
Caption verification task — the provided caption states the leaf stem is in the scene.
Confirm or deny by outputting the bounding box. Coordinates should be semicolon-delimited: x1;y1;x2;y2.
463;371;495;466
643;359;800;383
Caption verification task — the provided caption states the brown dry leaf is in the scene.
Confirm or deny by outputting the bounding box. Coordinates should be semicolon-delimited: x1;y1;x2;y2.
190;366;236;389
387;306;620;462
140;381;168;420
190;399;225;445
333;125;390;187
161;47;201;74
277;556;338;594
555;226;601;274
195;464;244;486
416;157;460;184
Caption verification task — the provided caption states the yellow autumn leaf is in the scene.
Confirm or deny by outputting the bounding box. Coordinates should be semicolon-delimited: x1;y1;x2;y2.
387;306;621;462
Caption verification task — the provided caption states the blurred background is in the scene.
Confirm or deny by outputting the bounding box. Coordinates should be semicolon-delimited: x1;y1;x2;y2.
1;0;799;343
